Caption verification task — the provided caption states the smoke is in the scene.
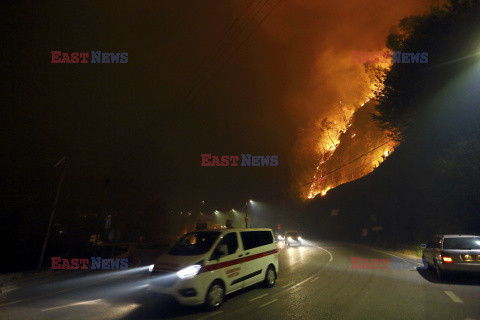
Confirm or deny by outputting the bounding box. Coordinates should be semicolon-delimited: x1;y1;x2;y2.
255;0;433;198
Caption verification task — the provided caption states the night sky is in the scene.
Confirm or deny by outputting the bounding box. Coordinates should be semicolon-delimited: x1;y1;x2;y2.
1;0;431;218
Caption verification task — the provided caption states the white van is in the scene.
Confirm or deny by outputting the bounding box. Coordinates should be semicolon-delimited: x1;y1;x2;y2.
147;228;279;309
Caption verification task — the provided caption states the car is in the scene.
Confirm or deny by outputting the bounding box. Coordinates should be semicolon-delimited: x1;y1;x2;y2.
275;231;284;241
147;228;279;309
422;234;480;280
284;230;302;246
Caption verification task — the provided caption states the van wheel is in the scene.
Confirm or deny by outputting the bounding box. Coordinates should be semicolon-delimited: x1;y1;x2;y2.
205;281;225;310
264;266;276;288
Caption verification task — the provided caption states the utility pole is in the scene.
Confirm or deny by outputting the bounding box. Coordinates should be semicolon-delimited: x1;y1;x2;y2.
38;156;67;271
245;201;248;228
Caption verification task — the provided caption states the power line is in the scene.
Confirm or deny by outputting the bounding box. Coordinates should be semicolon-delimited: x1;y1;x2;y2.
298;138;396;191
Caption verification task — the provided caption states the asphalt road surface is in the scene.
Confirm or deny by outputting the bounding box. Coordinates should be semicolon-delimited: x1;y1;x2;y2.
1;240;479;320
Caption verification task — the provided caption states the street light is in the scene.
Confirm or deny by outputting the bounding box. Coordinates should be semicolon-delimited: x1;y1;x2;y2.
245;200;253;228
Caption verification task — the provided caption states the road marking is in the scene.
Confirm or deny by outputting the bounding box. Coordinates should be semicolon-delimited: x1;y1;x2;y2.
290;286;302;293
317;245;333;262
367;247;405;260
196;310;223;320
41;299;108;312
281;244;334;293
0;275;113;308
0;269;93;297
282;283;293;288
248;293;268;302
444;291;463;303
310;276;319;283
259;299;278;308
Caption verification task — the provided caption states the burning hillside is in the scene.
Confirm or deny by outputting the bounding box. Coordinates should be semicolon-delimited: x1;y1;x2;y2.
254;0;431;199
306;99;398;199
304;57;399;199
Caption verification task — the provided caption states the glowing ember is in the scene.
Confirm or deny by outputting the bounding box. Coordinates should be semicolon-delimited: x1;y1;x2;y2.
321;186;331;196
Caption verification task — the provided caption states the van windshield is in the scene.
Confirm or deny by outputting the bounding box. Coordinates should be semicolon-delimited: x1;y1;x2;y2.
169;231;221;256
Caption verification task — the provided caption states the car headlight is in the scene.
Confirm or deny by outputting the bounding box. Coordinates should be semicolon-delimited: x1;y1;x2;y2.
287;237;292;241
177;264;202;279
148;264;154;272
298;237;302;240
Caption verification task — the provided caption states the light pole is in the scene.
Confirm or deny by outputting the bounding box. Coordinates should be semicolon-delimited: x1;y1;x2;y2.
38;156;67;271
245;200;253;228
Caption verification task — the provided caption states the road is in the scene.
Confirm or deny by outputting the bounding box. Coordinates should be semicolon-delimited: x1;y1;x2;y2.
1;240;479;320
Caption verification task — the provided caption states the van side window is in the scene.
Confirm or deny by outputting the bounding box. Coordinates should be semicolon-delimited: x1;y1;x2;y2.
240;231;273;250
218;232;239;255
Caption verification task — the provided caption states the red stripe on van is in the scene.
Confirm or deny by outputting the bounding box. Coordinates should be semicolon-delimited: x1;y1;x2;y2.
202;249;278;272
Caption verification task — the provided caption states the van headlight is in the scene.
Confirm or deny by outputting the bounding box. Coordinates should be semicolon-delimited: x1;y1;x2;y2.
177;265;202;279
148;264;154;272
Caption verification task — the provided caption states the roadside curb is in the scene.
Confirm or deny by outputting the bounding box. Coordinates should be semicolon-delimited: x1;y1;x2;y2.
353;243;421;260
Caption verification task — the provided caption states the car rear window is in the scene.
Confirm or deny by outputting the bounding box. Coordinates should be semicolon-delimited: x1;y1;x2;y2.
443;237;480;250
240;231;273;250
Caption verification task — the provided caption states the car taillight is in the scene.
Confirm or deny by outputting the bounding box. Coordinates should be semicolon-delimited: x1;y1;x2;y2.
442;255;453;263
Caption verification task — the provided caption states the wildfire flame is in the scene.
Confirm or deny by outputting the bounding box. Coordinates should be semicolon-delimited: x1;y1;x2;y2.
306;51;398;199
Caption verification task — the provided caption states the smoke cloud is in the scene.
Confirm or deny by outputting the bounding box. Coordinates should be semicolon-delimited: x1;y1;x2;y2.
254;0;433;197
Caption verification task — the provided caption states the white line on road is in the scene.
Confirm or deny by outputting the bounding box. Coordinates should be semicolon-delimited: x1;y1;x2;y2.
259;299;278;308
41;299;108;312
0;276;112;308
444;291;463;303
367;247;405;260
310;277;319;283
196;310;224;320
317;245;334;262
290;286;302;293
248;293;268;302
281;244;334;292
282;283;293;288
